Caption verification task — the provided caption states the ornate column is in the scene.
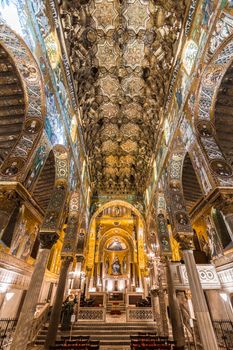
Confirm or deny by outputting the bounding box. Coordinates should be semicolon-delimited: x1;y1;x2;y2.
166;147;218;350
182;248;218;350
155;191;182;340
166;260;185;349
45;190;80;349
73;256;84;290
158;263;169;337
45;256;73;349
10;232;59;350
151;290;162;333
99;261;103;290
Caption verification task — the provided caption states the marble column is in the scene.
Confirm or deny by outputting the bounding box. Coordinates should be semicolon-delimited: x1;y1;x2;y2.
158;265;169;336
10;232;59;350
151;290;162;333
183;250;218;350
73;256;84;290
45;256;73;349
99;262;103;289
144;276;149;297
166;260;185;349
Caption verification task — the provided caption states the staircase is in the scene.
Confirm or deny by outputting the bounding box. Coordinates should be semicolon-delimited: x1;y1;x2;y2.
35;320;157;349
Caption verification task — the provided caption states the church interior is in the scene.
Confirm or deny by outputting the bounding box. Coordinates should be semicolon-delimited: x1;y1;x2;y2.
1;0;233;349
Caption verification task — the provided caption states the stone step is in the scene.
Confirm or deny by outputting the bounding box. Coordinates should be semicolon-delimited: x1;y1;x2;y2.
38;329;155;335
70;322;149;326
35;321;157;347
42;322;156;329
37;334;131;340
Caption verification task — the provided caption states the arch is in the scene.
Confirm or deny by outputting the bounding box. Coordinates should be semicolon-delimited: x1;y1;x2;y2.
194;35;233;183
0;43;25;165
86;200;146;269
89;200;145;229
0;25;46;180
182;153;203;212
215;62;233;165
98;228;135;263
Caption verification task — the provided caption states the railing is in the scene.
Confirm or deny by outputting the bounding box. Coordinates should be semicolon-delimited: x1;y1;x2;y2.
213;320;233;349
29;303;50;344
78;307;106;322
0;304;50;349
0;318;17;349
126;307;154;322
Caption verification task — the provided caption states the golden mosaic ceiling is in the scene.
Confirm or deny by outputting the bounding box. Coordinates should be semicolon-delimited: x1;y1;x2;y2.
60;0;186;194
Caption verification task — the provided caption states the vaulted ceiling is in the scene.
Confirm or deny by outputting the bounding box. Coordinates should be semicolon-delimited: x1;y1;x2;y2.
60;0;186;195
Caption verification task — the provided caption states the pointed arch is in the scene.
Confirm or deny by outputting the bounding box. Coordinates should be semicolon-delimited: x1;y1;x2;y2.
89;200;145;229
0;25;46;181
194;35;233;184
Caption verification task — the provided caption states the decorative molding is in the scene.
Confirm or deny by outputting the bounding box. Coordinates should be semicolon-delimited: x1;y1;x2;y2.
170;263;221;290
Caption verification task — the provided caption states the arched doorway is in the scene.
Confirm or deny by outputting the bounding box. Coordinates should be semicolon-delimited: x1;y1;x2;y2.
85;200;147;298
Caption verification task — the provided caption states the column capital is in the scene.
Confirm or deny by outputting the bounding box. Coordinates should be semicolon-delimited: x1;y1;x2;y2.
185;290;192;300
150;289;159;297
39;232;59;249
212;188;233;215
76;255;85;263
61;255;73;264
176;233;195;251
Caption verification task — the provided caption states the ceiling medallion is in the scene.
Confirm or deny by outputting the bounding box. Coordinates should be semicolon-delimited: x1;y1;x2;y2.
122;76;144;97
106;155;118;166
123;41;145;68
92;0;118;31
100;103;119;119
99;75;120;97
123;0;150;33
102;123;119;139
96;41;118;69
102;140;118;154
123;102;143;120
120;123;140;138
121;140;138;153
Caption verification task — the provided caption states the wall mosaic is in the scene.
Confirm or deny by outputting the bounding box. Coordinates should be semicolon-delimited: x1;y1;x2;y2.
8;205;39;262
40;145;69;233
0;24;45;181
